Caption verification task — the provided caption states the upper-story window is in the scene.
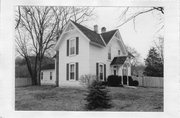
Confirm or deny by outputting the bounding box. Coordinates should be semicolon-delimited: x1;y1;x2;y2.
118;50;121;55
67;37;79;56
108;47;111;60
69;38;76;55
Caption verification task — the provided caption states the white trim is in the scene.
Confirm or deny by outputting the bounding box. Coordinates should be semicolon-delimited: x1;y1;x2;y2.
100;34;106;46
115;31;128;56
70;21;91;42
54;21;71;50
105;30;118;46
110;31;128;56
89;41;104;48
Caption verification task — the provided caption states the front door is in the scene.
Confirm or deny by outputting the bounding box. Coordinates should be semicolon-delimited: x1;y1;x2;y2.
113;66;118;76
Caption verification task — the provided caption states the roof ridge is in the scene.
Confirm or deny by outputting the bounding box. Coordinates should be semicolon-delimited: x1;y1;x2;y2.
71;20;117;35
100;29;118;34
71;20;118;46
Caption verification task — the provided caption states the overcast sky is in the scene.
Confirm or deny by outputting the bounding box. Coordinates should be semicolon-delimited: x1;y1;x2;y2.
82;7;164;64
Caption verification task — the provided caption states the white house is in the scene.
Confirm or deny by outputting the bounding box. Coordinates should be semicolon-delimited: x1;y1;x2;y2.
40;64;56;85
53;20;133;87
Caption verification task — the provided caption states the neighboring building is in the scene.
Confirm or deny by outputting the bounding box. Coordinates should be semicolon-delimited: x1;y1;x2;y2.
53;20;133;87
40;63;56;85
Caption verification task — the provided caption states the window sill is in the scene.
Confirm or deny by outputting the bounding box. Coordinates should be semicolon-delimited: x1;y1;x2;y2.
68;80;77;82
68;54;77;57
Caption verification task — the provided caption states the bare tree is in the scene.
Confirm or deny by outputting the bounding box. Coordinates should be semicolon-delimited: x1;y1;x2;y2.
126;45;141;66
15;6;94;85
118;7;164;32
154;36;164;63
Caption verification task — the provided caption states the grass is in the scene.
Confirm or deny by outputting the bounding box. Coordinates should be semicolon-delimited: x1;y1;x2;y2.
15;85;163;111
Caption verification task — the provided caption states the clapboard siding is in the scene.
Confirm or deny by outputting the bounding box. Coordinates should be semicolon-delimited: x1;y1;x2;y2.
41;69;56;85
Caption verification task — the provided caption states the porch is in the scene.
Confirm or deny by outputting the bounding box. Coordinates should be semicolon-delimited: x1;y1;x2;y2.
110;56;130;86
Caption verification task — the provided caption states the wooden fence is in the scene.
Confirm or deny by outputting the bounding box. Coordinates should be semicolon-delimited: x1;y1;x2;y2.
132;76;163;88
15;78;32;87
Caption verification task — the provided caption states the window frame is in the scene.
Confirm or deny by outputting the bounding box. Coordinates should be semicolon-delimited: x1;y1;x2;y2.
99;63;104;81
50;72;52;80
108;46;111;60
118;50;121;55
69;38;76;56
69;63;76;81
41;72;43;80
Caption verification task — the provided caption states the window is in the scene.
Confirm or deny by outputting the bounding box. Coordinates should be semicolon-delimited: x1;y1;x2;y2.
123;64;128;76
50;72;52;80
41;72;43;80
99;65;103;80
67;62;79;81
70;64;75;80
70;39;76;55
67;37;79;56
108;47;111;60
118;50;121;55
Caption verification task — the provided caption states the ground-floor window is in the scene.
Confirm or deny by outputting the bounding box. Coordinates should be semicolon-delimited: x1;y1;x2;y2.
99;64;103;80
41;72;43;80
50;72;52;80
70;63;75;80
67;62;79;81
97;63;106;81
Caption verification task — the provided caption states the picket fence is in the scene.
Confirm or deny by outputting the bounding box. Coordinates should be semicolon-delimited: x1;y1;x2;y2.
132;76;163;88
15;78;32;87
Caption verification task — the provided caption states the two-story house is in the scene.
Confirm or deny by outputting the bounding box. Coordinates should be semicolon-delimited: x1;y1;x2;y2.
52;20;133;87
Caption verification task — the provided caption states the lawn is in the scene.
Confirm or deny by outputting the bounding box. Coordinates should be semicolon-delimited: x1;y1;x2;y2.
15;85;163;111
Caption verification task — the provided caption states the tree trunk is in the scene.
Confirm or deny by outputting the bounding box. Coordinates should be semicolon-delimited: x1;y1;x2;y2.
24;56;37;85
56;51;59;87
37;60;42;86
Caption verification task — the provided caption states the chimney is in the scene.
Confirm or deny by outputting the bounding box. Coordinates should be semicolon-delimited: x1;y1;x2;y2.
101;27;106;33
94;25;98;33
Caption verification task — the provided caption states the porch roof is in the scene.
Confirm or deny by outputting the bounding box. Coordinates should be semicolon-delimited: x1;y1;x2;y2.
110;56;127;65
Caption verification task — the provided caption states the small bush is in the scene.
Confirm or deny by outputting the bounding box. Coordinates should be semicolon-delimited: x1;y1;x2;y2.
123;76;127;85
133;80;139;86
128;76;134;86
101;81;108;86
107;75;121;87
79;74;96;87
84;80;112;110
128;76;139;86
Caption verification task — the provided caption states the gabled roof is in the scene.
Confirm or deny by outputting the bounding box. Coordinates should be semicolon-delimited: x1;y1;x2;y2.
101;29;117;44
55;20;125;50
71;21;105;46
128;52;134;58
110;56;127;65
